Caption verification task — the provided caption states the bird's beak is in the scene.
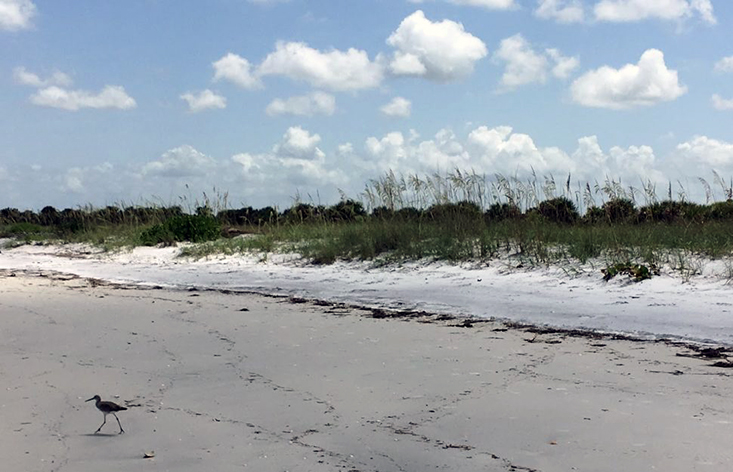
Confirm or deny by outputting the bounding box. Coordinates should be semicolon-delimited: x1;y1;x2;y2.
85;397;95;402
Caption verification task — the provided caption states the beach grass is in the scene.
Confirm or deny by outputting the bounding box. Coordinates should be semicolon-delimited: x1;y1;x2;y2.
3;171;733;279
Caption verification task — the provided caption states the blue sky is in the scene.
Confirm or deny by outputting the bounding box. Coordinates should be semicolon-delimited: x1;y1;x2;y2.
2;0;733;210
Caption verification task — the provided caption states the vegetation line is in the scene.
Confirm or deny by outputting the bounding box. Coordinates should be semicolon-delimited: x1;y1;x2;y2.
2;171;733;282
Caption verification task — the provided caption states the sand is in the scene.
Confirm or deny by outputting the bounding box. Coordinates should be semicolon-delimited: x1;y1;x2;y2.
2;270;733;472
3;244;733;345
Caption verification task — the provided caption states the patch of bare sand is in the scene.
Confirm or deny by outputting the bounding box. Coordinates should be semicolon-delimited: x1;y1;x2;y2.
1;272;732;471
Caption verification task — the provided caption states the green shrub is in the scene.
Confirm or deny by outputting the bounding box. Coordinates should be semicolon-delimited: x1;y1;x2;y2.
324;199;367;222
536;197;579;224
140;214;221;246
602;198;637;224
139;224;176;246
281;204;325;224
485;203;522;223
706;201;733;220
638;201;704;223
602;262;659;282
1;222;45;236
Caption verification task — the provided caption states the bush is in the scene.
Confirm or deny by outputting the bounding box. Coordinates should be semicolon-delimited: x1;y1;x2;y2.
485;203;522;223
602;262;659;282
426;201;482;221
140;214;221;246
537;197;579;224
324;200;366;222
0;222;45;237
706;201;733;220
602;198;637;224
281;204;325;224
139;224;176;246
582;206;605;224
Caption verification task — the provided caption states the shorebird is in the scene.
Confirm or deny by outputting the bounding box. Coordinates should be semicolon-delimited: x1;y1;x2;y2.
86;395;127;434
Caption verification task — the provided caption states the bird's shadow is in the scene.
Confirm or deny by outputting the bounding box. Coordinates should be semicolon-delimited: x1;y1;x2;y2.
81;432;122;437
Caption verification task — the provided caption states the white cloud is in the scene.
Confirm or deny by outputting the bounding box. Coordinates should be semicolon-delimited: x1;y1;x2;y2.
675;136;733;168
258;41;383;91
0;0;36;31
387;10;488;82
265;91;336;117
61;163;114;195
30;85;137;111
714;56;733;73
494;34;548;90
594;0;716;24
712;94;733;111
570;49;686;109
535;0;585;23
13;67;73;87
546;48;580;78
212;53;261;89
380;97;412;118
467;126;578;174
493;36;578;89
359;125;672;188
232;127;347;197
272;126;325;160
142;145;217;177
63;167;85;193
180;89;226;113
447;0;516;9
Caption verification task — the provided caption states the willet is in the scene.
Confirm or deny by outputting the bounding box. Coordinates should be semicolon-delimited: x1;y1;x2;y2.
86;395;127;434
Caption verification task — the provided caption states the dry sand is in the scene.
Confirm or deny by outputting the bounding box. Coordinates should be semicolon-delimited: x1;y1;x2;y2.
2;270;733;472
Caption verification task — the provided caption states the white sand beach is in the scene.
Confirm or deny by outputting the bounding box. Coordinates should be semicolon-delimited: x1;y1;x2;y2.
1;245;733;471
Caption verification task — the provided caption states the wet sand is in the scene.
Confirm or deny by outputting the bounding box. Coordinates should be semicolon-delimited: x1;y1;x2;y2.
1;271;732;471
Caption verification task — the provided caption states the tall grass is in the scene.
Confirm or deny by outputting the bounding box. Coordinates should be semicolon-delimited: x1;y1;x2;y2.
4;171;733;279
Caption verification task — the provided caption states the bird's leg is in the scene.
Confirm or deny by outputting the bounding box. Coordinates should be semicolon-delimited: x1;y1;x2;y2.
112;412;125;434
95;414;107;433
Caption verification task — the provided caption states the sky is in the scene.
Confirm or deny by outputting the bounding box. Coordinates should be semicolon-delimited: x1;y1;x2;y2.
2;0;733;210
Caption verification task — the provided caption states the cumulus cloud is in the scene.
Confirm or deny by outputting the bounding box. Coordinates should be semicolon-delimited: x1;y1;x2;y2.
142;145;217;177
675;136;733;169
30;85;137;111
387;10;488;82
535;0;585;23
570;49;686;109
61;162;115;195
180;89;226;113
493;35;578;90
231;126;347;199
546;48;580;78
212;53;262;89
0;0;36;31
712;94;733;111
380;97;412;118
257;41;383;91
363;130;470;173
594;0;716;24
13;67;72;87
467;126;578;174
359;125;673;188
494;35;549;90
714;56;733;73
265;91;336;117
272;126;325;160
